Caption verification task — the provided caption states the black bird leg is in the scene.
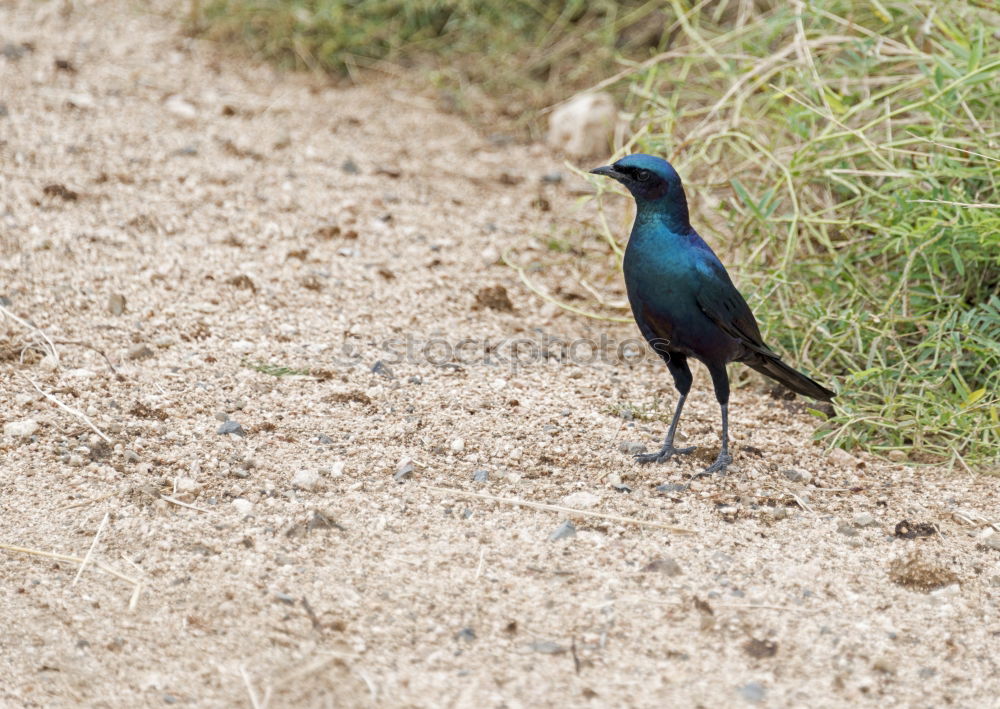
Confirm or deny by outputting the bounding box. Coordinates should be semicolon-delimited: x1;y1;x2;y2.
694;364;733;476
635;393;697;464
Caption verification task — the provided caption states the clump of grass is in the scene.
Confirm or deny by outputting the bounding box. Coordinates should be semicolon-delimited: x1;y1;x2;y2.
592;0;999;466
188;0;665;132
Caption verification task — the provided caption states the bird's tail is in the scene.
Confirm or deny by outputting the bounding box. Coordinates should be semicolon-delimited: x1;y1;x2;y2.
743;353;835;401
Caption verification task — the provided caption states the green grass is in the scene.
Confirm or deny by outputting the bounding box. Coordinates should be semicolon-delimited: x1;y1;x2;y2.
188;0;663;132
593;0;999;467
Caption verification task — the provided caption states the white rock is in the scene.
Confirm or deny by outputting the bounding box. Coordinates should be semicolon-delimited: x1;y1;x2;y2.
547;92;617;159
562;491;600;509
164;94;197;119
292;468;321;491
4;419;38;438
175;477;200;494
331;460;346;478
231;340;254;355
450;438;466;453
232;498;253;516
38;354;59;371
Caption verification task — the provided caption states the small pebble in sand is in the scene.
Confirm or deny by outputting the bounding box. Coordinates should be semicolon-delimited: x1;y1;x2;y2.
548;520;576;541
472;470;489;483
127;344;154;360
216;420;245;437
450;438;465;453
562;491;600;509
738;683;766;703
837;522;858;537
853;513;878;528
292;469;321;491
782;468;811;484
394;459;415;482
618;441;646;455
4;419;38;438
232;498;252;516
888;449;908;463
107;293;126;315
982;533;1000;552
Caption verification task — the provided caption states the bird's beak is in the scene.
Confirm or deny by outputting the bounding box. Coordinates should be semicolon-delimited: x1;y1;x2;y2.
590;165;623;181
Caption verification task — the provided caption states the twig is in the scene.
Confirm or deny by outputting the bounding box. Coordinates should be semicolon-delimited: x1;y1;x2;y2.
54;340;124;380
58;493;115;511
0;542;138;588
159;494;210;513
0;304;60;366
20;374;112;443
73;512;109;586
240;666;265;709
474;548;486;581
423;485;696;534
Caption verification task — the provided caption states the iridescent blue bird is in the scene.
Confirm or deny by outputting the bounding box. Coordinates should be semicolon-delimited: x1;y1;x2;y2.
592;154;834;475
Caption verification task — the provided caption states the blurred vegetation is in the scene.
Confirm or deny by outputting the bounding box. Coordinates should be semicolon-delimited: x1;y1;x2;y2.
192;0;999;467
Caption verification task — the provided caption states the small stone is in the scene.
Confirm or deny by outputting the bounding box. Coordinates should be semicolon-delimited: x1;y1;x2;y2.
738;682;766;703
618;441;646;455
642;557;683;576
781;468;811;484
68;454;86;467
529;640;567;654
292;469;321;491
827;448;857;466
216;420;246;437
455;627;476;642
888;449;908;463
547;91;616;159
394;459;415;482
4;419;38;438
548;520;576;541
127;344;154;360
107;293;126;315
215;412;229;422
175;477;200;494
232;498;252;516
982;533;1000;552
124;449;140;463
472;470;489;483
837;522;858;537
341;159;360;174
656;482;688;494
540;172;563;184
231;340;254;355
164;94;197;119
371;360;393;378
872;656;897;674
853;513;878;528
562;491;600;509
450;438;466;453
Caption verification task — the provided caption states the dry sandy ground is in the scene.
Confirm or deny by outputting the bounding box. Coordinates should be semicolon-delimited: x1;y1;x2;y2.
2;2;1000;707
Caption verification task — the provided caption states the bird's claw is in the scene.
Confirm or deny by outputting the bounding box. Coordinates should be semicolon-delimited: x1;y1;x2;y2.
690;451;732;478
634;445;696;465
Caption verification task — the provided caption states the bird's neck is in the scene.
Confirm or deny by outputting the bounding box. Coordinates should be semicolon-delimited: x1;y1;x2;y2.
633;198;692;238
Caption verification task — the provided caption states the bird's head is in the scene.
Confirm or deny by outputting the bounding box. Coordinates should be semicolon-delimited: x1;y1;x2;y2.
590;154;688;221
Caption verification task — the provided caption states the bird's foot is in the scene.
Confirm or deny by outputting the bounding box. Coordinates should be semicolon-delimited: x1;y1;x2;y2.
634;444;696;465
690;450;733;478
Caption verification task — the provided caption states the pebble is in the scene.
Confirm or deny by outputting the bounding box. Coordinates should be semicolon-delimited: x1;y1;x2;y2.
562;491;600;509
540;172;563;184
547;91;616;158
107;293;126;315
292;468;321;491
164;94;197;119
215;412;229;422
781;468;811;484
330;460;346;478
371;360;394;378
450;438;466;453
232;498;252;516
853;513;878;527
827;448;857;466
68;454;85;467
738;682;766;703
4;419;38;438
837;522;858;537
643;557;683;576
216;420;246;437
472;470;489;483
618;441;646;455
394;459;415;482
127;343;154;360
656;482;688;494
124;449;140;463
529;640;567;654
175;477;200;494
38;354;58;371
548;520;576;541
982;533;1000;552
231;340;254;355
888;449;908;463
341;159;360;174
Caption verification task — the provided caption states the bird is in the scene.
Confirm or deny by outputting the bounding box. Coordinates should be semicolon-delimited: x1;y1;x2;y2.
591;154;834;476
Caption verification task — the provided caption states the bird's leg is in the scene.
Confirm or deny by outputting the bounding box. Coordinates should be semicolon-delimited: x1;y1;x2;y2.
694;402;733;477
635;394;697;464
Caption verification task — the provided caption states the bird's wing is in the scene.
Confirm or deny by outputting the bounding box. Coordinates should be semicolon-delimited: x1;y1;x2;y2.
693;258;775;356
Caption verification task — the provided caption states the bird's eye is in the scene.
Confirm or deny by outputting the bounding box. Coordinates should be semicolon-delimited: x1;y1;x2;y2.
636;170;651;182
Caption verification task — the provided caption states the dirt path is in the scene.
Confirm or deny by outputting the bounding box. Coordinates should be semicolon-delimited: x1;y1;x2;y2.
2;2;999;707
